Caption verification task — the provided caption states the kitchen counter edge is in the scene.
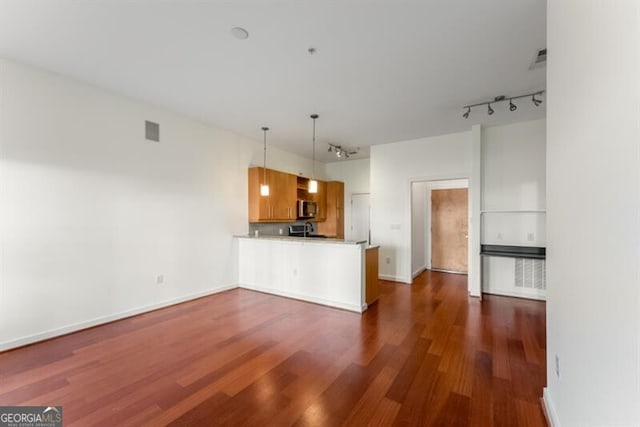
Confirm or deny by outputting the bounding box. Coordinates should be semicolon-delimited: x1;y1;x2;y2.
234;235;367;245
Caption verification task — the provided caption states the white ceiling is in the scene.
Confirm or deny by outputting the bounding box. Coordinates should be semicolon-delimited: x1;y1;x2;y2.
0;0;546;162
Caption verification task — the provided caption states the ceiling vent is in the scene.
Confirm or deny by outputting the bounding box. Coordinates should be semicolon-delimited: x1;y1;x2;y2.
529;48;547;70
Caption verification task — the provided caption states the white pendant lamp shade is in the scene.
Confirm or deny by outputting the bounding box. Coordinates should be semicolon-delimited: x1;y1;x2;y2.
308;179;318;194
261;126;269;197
308;114;318;194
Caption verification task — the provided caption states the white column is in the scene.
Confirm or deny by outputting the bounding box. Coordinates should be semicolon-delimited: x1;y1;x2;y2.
468;124;482;297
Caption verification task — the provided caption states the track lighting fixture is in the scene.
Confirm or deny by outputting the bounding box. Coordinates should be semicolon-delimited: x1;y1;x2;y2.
327;143;359;159
532;94;542;106
462;90;544;119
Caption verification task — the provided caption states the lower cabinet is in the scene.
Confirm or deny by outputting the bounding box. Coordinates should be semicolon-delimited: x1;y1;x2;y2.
365;246;380;305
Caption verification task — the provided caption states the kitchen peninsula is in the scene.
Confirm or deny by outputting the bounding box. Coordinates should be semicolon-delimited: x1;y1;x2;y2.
236;235;376;312
241;166;378;312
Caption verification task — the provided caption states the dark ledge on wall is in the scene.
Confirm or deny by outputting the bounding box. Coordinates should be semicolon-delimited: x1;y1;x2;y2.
480;245;546;260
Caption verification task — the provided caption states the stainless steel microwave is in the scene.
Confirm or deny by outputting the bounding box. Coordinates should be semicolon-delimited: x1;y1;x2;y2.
297;200;317;219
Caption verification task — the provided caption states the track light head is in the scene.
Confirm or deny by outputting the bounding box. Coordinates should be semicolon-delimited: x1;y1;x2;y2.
532;94;542;106
328;145;332;152
462;107;470;119
509;99;517;111
487;103;494;115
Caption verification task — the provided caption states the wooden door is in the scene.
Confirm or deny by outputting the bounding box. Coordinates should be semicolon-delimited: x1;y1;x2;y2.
431;188;468;273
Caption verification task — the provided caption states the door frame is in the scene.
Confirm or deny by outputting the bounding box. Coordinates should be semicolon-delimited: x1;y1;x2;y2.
410;178;469;279
349;192;370;243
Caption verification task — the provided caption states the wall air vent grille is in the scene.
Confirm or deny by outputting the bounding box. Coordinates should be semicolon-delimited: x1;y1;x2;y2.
515;259;546;290
529;48;547;70
145;120;160;142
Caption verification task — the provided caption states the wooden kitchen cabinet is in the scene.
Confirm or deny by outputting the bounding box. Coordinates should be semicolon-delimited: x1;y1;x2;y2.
309;180;327;221
365;246;380;305
317;181;344;238
248;167;296;222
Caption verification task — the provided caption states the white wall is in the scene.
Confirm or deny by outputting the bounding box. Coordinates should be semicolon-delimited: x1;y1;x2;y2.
250;145;319;181
370;131;472;283
0;58;314;350
545;2;640;426
481;119;546;299
324;158;370;240
482;119;546;246
411;182;427;277
482;119;546;211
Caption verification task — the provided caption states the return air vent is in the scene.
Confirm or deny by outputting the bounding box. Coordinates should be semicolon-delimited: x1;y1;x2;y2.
145;120;160;142
515;259;546;290
529;48;547;70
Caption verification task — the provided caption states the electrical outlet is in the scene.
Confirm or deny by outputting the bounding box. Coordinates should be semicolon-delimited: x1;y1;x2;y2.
527;232;535;241
386;257;391;264
555;355;560;378
497;233;503;240
156;275;164;285
293;268;297;276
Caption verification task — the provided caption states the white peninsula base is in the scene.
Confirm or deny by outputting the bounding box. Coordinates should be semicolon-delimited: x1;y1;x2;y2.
237;236;367;312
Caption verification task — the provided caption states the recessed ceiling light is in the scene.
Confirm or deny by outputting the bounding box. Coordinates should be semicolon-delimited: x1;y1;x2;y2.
230;27;249;40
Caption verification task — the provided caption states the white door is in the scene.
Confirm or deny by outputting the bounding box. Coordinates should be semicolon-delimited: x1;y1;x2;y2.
351;193;370;243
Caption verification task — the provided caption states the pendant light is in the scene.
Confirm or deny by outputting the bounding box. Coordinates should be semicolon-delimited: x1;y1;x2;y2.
308;114;318;194
260;126;270;196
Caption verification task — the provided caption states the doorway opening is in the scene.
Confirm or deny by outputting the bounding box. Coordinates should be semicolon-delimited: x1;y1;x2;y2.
411;179;469;279
350;193;370;244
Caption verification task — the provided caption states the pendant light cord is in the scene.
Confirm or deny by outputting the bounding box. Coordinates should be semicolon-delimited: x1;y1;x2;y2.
310;114;318;179
262;127;268;185
312;117;316;179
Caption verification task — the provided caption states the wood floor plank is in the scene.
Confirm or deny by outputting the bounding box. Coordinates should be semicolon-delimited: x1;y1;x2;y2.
0;272;547;426
368;397;402;426
342;366;398;426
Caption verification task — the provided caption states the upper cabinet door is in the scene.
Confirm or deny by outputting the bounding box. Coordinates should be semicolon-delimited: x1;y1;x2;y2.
248;167;297;222
270;169;297;221
248;167;271;221
310;180;327;221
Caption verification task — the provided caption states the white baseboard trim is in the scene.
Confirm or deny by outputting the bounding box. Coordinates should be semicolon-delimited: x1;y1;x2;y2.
0;284;238;352
542;388;561;427
379;274;412;284
412;267;426;279
239;283;364;313
483;288;546;301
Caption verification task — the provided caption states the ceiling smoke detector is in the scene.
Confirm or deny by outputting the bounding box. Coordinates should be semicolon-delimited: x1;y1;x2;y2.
230;27;249;40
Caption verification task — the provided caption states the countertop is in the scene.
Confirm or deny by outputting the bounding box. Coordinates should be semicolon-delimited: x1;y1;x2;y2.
235;234;367;245
480;244;546;259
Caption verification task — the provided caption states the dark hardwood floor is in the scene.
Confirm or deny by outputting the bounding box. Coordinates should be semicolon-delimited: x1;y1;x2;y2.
0;271;547;426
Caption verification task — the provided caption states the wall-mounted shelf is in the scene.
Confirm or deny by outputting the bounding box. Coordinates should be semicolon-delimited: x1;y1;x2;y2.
480;244;546;259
